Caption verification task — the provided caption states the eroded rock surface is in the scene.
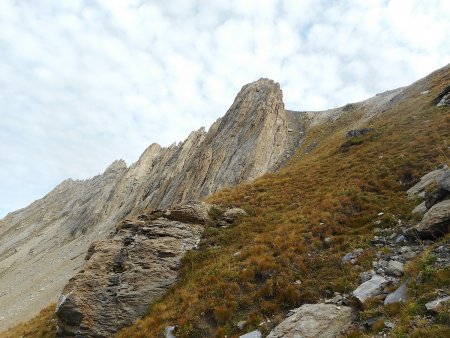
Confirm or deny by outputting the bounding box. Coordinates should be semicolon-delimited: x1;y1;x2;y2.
0;78;304;330
55;202;210;337
267;303;352;338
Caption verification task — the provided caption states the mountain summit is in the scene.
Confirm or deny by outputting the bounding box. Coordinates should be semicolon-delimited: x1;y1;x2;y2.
0;77;303;331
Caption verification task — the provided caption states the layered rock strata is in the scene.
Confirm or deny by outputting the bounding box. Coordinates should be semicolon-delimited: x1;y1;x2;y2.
55;202;215;337
0;78;300;331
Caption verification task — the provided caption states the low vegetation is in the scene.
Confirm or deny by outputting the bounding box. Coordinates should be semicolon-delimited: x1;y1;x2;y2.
118;71;449;337
2;68;449;338
0;304;56;338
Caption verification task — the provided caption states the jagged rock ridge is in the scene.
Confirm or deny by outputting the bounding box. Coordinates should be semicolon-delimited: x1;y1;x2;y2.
0;78;304;331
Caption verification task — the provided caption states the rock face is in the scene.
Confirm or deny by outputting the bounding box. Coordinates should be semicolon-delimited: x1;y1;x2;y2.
409;199;450;239
55;202;211;337
406;167;447;197
407;168;450;239
0;79;306;330
267;303;352;338
433;85;450;106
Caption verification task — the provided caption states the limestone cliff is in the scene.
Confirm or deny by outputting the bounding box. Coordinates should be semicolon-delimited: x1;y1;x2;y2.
0;78;302;331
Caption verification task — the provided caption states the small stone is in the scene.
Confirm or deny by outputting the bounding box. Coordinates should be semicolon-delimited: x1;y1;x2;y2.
165;326;176;338
378;212;385;216
394;235;406;244
237;321;247;330
360;271;373;283
353;248;364;256
385;321;396;329
342;252;354;263
401;251;417;261
385;260;404;277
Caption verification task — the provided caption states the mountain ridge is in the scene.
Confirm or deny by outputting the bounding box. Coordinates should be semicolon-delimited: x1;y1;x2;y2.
1;64;449;337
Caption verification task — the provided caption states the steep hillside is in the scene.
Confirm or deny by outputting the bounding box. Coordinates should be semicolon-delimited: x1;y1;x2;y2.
1;64;449;338
0;79;302;331
115;66;449;337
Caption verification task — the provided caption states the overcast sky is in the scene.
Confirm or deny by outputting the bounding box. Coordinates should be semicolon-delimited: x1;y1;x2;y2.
0;0;449;218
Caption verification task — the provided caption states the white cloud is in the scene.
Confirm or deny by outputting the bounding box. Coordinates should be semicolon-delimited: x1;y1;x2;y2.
0;0;449;218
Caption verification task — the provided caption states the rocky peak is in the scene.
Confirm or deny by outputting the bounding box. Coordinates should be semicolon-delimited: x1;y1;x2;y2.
0;77;304;331
103;159;127;176
221;78;283;124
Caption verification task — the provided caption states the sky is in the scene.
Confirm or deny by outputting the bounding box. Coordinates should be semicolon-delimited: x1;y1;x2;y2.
0;0;449;218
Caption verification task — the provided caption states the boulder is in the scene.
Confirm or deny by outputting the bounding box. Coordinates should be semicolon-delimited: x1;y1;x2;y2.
433;85;450;106
385;260;404;277
267;303;352;338
407;199;450;239
407;168;447;197
412;202;427;215
240;330;262;338
55;204;207;337
425;296;450;312
346;128;373;138
439;170;450;191
216;207;247;227
352;275;388;303
384;283;408;305
163;201;212;224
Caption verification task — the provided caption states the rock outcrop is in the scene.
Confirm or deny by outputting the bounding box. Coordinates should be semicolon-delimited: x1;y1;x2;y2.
55;202;213;337
410;199;450;239
0;79;305;330
266;303;352;338
407;168;450;239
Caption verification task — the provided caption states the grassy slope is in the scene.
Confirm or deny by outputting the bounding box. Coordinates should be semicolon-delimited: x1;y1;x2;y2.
1;67;449;338
118;67;450;337
0;304;56;338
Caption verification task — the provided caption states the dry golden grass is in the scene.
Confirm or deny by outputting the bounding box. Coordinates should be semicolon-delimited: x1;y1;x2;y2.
5;67;450;338
118;69;450;337
0;304;56;338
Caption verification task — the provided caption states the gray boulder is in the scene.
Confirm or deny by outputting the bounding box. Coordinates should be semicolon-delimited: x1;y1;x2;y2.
240;330;262;338
385;260;404;277
216;207;247;227
439;170;450;191
346;128;373;138
267;303;352;338
412;201;427;215
353;275;388;303
384;283;408;305
407;199;450;239
164;201;212;224
407;168;447;197
425;296;450;312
